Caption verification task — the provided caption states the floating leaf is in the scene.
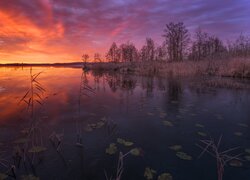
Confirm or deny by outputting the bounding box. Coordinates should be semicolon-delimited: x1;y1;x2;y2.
245;149;250;154
163;121;173;127
159;112;167;118
14;138;28;144
0;173;7;180
21;174;39;180
158;173;173;180
130;148;141;156
197;132;207;137
144;167;156;180
195;124;204;128
117;138;134;147
105;143;117;155
101;117;107;121
171;101;178;104
229;160;243;167
234;132;243;136
147;112;154;116
84;125;93;132
96;121;105;128
176;152;192;160
169;145;182;151
238;123;248;128
28;146;47;153
244;156;250;161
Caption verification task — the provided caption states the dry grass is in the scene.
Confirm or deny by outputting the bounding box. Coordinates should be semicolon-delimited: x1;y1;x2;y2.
87;58;250;79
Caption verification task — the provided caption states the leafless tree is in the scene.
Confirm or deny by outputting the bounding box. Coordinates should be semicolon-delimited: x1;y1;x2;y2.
82;53;89;64
94;53;102;62
120;42;138;62
227;33;250;57
163;22;190;61
140;38;155;61
106;42;121;62
189;28;226;60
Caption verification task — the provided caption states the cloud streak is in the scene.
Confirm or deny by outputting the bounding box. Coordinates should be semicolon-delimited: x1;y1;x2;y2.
0;0;249;63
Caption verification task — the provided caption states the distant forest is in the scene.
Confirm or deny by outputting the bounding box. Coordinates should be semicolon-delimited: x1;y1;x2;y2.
82;22;250;63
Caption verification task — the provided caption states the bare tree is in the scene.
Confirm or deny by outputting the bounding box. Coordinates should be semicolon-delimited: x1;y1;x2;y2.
189;28;226;60
120;42;138;62
155;44;167;61
94;53;102;62
82;53;89;65
227;33;250;57
140;38;155;61
106;42;121;62
163;22;189;61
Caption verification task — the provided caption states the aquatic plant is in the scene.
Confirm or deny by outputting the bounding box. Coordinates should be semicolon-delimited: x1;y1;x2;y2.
197;136;242;180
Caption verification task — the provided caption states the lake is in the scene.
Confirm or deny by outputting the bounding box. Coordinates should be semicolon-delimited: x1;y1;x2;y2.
0;67;250;180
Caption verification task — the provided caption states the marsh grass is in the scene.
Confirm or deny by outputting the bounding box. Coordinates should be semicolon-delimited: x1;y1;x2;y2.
86;58;250;79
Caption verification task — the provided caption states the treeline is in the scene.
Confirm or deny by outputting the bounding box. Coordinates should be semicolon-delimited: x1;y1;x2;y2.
83;22;250;63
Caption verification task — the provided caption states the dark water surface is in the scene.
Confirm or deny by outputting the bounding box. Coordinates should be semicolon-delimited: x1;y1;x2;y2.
0;67;250;180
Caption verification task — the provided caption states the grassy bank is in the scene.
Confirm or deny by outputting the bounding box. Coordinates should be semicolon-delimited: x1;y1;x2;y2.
85;58;250;79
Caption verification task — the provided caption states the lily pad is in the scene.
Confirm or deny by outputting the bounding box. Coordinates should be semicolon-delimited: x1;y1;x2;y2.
197;132;207;137
163;121;173;127
234;132;243;136
238;123;248;128
244;155;250;161
245;149;250;154
28;146;47;153
96;121;105;128
101;117;107;121
229;160;243;167
117;138;134;147
147;112;154;116
169;145;182;151
195;124;204;128
21;174;39;180
130;148;141;156
105;143;117;155
84;125;93;132
0;173;7;180
159;112;167;118
144;167;156;180
14;138;28;144
176;152;192;160
158;173;173;180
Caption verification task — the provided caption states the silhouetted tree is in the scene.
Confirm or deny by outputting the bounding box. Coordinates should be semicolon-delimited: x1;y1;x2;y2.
120;42;138;62
94;53;102;62
82;53;89;64
163;22;189;61
155;44;167;61
189;28;226;60
140;38;155;61
227;34;250;57
106;42;121;62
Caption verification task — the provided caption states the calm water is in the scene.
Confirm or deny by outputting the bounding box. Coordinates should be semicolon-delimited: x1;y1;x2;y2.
0;67;250;180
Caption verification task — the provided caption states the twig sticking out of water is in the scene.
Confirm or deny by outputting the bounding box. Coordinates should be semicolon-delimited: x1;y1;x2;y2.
105;151;132;180
197;135;242;180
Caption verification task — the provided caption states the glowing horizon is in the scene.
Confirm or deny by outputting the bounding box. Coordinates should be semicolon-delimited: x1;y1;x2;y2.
0;0;250;63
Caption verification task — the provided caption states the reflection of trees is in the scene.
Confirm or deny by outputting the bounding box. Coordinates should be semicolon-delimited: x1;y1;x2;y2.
167;77;182;101
141;76;154;97
105;74;137;92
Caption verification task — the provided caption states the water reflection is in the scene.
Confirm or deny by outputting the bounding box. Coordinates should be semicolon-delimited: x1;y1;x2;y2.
0;67;250;180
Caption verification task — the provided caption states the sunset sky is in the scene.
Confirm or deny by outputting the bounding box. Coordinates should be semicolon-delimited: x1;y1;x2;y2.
0;0;250;63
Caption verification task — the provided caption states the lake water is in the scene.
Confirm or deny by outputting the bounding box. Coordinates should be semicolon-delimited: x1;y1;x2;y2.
0;67;250;180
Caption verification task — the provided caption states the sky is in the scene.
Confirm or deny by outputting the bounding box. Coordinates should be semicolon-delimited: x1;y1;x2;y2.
0;0;250;63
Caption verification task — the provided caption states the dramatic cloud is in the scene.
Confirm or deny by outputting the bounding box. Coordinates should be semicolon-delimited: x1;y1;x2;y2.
0;0;249;63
